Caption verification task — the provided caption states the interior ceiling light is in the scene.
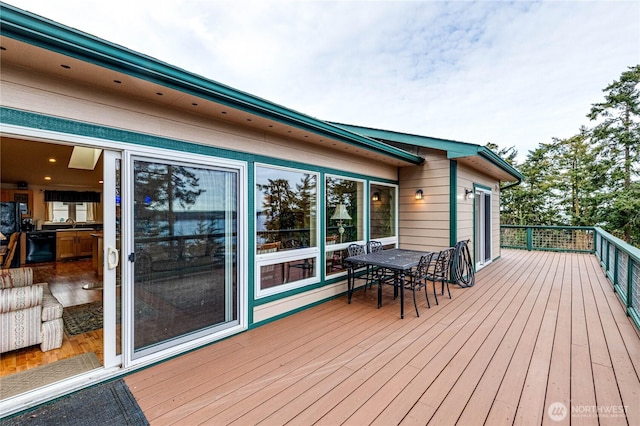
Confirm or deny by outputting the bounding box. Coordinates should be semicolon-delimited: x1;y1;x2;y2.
48;158;56;163
68;146;102;170
44;176;52;181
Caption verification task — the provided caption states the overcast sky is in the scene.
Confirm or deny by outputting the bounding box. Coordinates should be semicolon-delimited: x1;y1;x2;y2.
8;0;640;161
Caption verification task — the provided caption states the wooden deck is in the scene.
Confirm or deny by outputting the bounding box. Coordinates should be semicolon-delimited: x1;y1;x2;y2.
125;250;640;425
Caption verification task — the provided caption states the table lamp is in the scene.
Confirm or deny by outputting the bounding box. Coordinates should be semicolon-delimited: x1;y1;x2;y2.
331;203;352;243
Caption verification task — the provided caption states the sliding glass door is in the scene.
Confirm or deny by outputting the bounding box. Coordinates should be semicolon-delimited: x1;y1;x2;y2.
127;155;240;359
474;189;492;270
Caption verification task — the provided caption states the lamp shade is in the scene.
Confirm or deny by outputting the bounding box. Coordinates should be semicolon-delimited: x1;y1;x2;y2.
331;203;352;221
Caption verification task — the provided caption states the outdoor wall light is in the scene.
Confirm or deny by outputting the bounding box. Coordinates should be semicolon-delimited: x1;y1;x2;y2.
465;188;474;200
372;192;380;202
415;189;423;200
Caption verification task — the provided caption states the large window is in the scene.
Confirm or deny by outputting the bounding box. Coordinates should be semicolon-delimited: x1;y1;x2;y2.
255;165;318;295
370;183;397;243
325;176;364;276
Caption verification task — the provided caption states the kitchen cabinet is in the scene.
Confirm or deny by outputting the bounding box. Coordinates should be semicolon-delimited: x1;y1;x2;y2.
56;230;93;260
1;189;34;218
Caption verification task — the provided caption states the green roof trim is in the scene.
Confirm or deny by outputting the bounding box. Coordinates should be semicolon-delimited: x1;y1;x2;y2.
0;3;423;166
332;123;524;182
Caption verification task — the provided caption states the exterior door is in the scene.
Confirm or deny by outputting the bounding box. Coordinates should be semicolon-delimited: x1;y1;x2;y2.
123;153;241;362
475;189;492;270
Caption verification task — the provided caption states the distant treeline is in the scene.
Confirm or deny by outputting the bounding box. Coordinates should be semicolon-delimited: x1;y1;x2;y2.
493;65;639;247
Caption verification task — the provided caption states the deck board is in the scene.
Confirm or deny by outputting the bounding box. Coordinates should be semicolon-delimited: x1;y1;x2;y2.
125;250;640;425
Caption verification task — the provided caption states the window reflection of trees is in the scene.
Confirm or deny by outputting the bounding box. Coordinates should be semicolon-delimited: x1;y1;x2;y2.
326;177;360;243
134;162;233;271
370;184;394;239
257;169;317;249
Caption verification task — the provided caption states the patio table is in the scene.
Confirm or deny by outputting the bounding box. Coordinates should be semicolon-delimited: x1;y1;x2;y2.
345;248;431;318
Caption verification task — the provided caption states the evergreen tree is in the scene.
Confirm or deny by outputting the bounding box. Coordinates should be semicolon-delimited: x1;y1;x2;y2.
588;65;640;243
548;127;603;227
499;144;562;225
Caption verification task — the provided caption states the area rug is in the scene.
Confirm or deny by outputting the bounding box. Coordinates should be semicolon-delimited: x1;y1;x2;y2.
63;300;156;336
0;353;101;400
62;302;105;336
1;379;149;426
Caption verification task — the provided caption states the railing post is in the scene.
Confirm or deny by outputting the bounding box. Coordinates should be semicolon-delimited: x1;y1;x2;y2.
526;227;533;251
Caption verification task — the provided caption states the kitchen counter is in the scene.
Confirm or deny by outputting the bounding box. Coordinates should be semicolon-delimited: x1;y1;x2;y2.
42;223;103;231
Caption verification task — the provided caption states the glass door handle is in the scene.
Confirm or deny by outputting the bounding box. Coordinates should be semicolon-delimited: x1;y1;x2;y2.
107;247;119;270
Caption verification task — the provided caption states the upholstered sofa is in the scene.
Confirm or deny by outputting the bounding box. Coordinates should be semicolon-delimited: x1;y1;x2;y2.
0;267;64;353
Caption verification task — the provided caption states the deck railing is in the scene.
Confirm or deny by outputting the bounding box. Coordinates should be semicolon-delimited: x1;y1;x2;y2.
500;225;594;252
501;225;640;330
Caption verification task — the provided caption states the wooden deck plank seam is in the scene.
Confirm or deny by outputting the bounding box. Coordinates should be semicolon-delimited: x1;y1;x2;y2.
371;251;550;425
422;251;561;425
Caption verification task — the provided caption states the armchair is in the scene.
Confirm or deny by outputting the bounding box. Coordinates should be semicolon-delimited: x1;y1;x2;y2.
0;267;64;353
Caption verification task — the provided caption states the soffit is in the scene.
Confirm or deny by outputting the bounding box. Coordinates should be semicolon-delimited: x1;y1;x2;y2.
455;155;516;182
0;35;418;168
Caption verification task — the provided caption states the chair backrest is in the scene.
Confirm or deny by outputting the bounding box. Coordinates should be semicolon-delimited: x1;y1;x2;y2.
0;266;34;288
283;239;301;250
433;247;454;277
367;240;383;253
326;235;338;245
347;243;365;257
414;252;436;280
257;242;280;254
2;232;20;269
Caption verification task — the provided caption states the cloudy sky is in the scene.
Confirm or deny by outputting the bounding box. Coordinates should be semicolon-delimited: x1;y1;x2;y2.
8;0;640;161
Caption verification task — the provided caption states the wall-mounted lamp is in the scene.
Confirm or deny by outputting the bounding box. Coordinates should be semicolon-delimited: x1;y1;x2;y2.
372;192;380;202
465;188;474;200
415;189;423;200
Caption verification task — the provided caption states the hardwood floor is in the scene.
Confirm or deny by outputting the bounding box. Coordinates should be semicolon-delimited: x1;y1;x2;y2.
0;259;103;378
33;258;102;308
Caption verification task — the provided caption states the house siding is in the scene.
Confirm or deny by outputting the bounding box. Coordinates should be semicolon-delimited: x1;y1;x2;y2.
1;64;402;327
398;148;450;252
1;64;397;181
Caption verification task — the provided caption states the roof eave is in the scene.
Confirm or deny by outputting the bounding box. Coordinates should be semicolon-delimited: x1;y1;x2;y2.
0;3;424;166
333;122;523;182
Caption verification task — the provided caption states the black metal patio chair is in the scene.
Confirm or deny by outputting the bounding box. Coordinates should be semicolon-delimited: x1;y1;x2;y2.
427;247;454;305
404;252;437;317
366;240;394;290
347;243;369;289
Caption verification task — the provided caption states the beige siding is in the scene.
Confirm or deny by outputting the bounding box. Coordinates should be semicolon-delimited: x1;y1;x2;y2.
457;164;502;263
253;279;348;323
398;149;450;252
1;65;397;180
